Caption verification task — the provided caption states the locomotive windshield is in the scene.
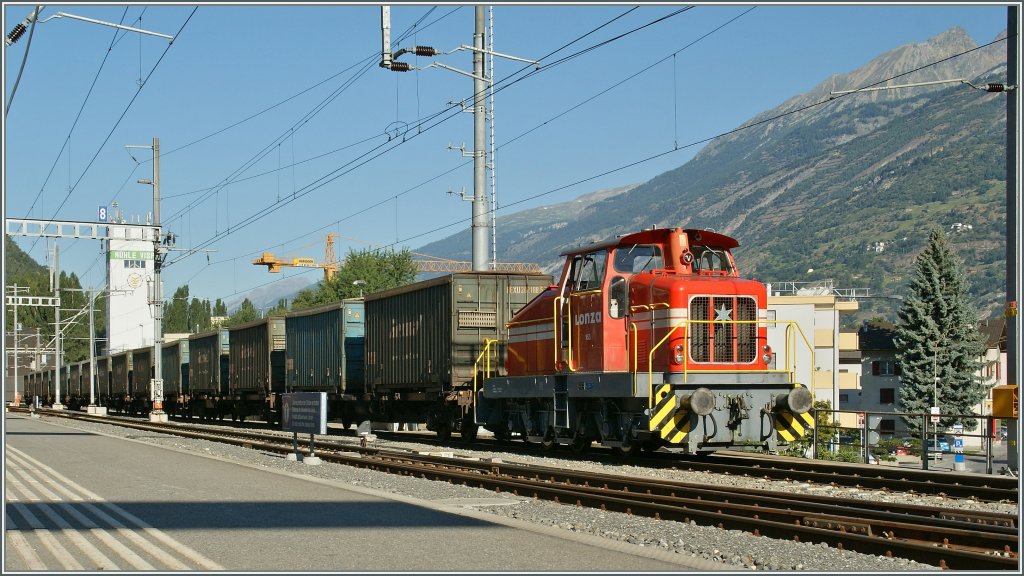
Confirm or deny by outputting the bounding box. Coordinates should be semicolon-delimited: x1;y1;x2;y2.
690;245;733;273
613;244;663;274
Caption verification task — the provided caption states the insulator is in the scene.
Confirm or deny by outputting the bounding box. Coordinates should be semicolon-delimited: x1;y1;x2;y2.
6;23;26;45
984;83;1006;93
414;45;437;57
390;62;411;72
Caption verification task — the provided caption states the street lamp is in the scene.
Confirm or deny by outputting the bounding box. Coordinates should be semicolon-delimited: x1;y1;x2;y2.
352;280;366;298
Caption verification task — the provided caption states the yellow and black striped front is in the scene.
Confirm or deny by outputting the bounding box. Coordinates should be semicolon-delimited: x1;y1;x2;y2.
774;409;815;442
648;384;693;444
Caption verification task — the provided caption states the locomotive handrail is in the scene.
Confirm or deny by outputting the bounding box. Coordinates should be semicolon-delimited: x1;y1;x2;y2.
471;338;501;420
552;296;577;373
629;302;670;313
642;318;815;410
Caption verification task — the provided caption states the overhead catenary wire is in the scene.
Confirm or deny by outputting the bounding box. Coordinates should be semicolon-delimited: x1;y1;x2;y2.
379;34;1015;252
21;6;133;225
25;7;198;256
160;7;460;227
165;6;677;267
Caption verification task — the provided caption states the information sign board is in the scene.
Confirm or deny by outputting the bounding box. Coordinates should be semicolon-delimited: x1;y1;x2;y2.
281;392;327;435
930;406;940;423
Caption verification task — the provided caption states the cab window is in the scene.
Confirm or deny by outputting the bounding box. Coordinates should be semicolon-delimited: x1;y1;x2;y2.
571;251;607;292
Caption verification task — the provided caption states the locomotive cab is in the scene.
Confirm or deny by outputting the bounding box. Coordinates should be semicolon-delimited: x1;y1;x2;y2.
480;227;813;455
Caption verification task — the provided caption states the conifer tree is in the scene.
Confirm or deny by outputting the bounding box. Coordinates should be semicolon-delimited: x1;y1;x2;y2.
894;229;986;432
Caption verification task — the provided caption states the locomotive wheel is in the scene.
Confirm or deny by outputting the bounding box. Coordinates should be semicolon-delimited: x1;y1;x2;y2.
435;423;452;442
490;425;512;444
612;443;640;457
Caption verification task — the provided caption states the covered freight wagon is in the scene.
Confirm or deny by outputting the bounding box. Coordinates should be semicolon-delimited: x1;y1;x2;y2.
364;272;551;439
284;299;365;427
130;346;155;414
161;339;189;417
227;316;285;423
110;351;132;414
68;363;82;408
188;329;229;420
95;356;111;406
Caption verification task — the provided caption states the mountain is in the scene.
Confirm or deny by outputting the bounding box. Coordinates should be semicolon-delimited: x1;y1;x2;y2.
417;27;1009;323
225;275;312;313
418;183;639;274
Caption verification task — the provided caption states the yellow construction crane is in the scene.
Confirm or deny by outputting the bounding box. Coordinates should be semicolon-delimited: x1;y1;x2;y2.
253;233;339;281
254;234;544;279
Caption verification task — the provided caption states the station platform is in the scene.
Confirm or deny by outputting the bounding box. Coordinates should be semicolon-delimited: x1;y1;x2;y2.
4;414;715;571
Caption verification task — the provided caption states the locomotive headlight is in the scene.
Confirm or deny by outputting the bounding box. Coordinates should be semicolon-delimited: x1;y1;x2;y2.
672;344;685;364
761;345;773;365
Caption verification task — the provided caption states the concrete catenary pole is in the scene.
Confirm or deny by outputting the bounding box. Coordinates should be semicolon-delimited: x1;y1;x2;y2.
53;240;63;409
13;287;19;405
471;5;488;272
1005;6;1019;471
150;137;166;422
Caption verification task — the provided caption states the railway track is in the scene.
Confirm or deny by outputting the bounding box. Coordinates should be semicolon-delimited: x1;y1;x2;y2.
365;427;1020;503
16;407;1020;570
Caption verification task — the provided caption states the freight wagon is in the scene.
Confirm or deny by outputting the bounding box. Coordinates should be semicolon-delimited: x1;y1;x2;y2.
188;329;229;420
162;339;189;417
284;299;366;427
227;317;285;423
68;362;82;409
130;345;155;415
110;351;132;414
95;356;111;407
364;272;552;440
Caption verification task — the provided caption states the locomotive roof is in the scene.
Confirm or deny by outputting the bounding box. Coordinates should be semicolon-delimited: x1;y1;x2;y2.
559;227;738;256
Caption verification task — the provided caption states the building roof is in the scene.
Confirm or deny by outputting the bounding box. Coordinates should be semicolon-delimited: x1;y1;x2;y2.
979;319;1007;352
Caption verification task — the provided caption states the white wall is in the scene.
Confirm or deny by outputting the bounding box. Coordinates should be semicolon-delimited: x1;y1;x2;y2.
106;229;155;354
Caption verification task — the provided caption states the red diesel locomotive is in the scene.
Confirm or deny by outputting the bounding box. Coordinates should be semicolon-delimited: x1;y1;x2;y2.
478;226;813;454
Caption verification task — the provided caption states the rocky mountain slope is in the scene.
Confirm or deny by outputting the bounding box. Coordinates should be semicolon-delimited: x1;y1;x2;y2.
418;27;1010;322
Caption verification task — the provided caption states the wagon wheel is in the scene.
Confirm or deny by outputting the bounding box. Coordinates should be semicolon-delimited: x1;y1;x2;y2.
461;414;478;444
539;428;558;452
569;433;591;454
435;422;452;442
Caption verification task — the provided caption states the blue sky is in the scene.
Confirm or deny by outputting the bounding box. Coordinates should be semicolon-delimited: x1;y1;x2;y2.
3;3;1012;305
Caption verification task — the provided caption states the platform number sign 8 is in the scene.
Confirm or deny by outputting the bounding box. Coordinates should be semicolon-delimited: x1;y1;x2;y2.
98;206;108;223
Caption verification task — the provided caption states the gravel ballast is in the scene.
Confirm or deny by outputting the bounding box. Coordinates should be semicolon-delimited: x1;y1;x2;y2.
24;414;1018;571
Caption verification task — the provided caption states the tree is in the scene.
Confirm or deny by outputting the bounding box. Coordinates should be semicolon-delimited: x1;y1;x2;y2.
163;285;190;333
187;297;212;333
291;247;418;311
266;298;289;316
894;228;986;433
213;299;228;317
222;298;259;327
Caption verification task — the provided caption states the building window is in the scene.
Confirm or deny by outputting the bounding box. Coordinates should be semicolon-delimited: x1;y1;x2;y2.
839;393;849;404
879;388;895;404
871;360;901;376
879;419;896;433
